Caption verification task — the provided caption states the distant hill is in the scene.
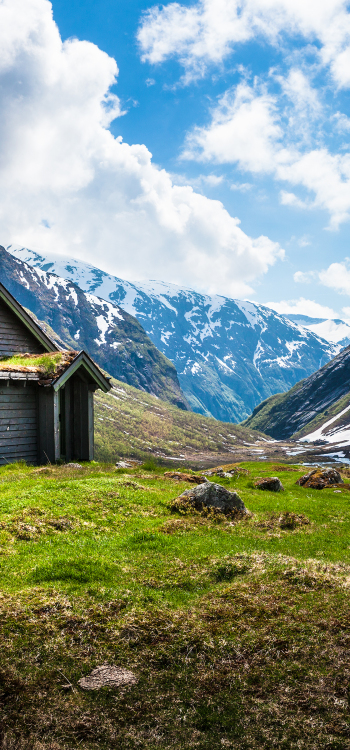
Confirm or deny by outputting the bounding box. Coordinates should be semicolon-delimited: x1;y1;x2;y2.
7;245;338;423
243;344;350;442
0;247;188;410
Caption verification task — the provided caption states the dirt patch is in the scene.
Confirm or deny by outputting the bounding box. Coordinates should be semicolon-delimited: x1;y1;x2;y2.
255;512;310;531
163;471;205;483
0;510;76;540
118;480;150;490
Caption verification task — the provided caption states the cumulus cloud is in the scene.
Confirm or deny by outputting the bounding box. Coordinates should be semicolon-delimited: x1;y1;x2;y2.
138;0;350;88
182;83;282;172
266;298;337;319
0;0;283;298
182;79;350;228
319;262;350;295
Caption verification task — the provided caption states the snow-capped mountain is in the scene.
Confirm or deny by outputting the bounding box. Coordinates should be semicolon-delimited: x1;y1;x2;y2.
285;314;350;349
7;245;338;422
0;247;188;410
245;343;350;448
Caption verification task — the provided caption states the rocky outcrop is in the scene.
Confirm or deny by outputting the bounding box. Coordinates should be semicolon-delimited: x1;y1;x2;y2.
296;468;343;489
0;247;188;410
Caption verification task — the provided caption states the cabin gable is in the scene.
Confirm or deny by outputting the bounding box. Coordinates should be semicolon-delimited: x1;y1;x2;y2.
0;297;46;356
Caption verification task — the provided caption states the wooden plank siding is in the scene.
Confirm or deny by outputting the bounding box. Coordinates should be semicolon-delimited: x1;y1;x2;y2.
0;299;45;355
0;383;38;465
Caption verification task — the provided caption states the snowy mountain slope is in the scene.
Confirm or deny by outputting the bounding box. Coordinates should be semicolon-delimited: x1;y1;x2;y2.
285;314;350;350
7;245;338;422
244;344;350;440
0;247;188;409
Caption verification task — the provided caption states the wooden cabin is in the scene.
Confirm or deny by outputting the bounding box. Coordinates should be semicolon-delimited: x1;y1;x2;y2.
0;281;111;465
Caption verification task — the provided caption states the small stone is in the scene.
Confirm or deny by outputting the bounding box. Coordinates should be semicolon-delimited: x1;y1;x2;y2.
65;463;83;469
116;461;132;468
78;665;137;691
254;477;284;492
173;481;247;515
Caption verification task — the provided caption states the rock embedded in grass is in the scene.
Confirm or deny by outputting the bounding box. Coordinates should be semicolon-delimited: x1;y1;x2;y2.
172;481;247;515
164;471;206;484
296;467;344;489
254;477;284;492
78;665;137;690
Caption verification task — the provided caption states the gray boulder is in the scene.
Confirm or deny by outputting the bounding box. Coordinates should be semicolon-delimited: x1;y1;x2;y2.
254;477;284;492
175;481;247;514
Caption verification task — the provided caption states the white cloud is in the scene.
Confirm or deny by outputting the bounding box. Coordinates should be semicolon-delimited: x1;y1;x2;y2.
332;112;350;132
183;79;350;228
182;83;282;173
230;182;253;192
0;0;283;298
138;0;350;88
278;68;321;117
280;191;308;208
266;298;337;318
319;262;350;295
297;235;312;247
293;270;317;282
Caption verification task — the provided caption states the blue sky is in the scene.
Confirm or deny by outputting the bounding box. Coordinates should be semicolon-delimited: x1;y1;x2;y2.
1;0;350;319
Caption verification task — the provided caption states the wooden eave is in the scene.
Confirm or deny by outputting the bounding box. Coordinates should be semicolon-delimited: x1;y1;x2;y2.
52;350;112;393
0;371;40;381
0;282;59;353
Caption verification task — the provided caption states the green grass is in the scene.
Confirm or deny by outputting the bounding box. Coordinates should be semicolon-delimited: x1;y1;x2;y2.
0;352;63;374
1;460;350;749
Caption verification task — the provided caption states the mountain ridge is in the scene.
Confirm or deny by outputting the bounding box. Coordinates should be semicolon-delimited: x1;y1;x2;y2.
244;344;350;442
7;245;338;423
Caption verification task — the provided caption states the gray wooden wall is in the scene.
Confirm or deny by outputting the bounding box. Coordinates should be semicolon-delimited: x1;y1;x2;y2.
0;299;45;356
0;382;38;465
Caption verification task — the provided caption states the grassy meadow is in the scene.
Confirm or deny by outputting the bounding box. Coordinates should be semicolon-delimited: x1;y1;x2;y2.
0;459;350;749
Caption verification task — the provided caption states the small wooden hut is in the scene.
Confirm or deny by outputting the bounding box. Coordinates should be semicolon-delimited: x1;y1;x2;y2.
0;281;111;465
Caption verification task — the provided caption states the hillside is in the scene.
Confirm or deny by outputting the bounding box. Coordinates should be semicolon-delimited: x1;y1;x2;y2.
244;344;350;442
94;376;270;465
0;246;188;410
7;245;338;422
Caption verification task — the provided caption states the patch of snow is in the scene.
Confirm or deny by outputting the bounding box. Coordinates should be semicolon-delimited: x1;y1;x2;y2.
301;404;350;444
94;315;109;346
